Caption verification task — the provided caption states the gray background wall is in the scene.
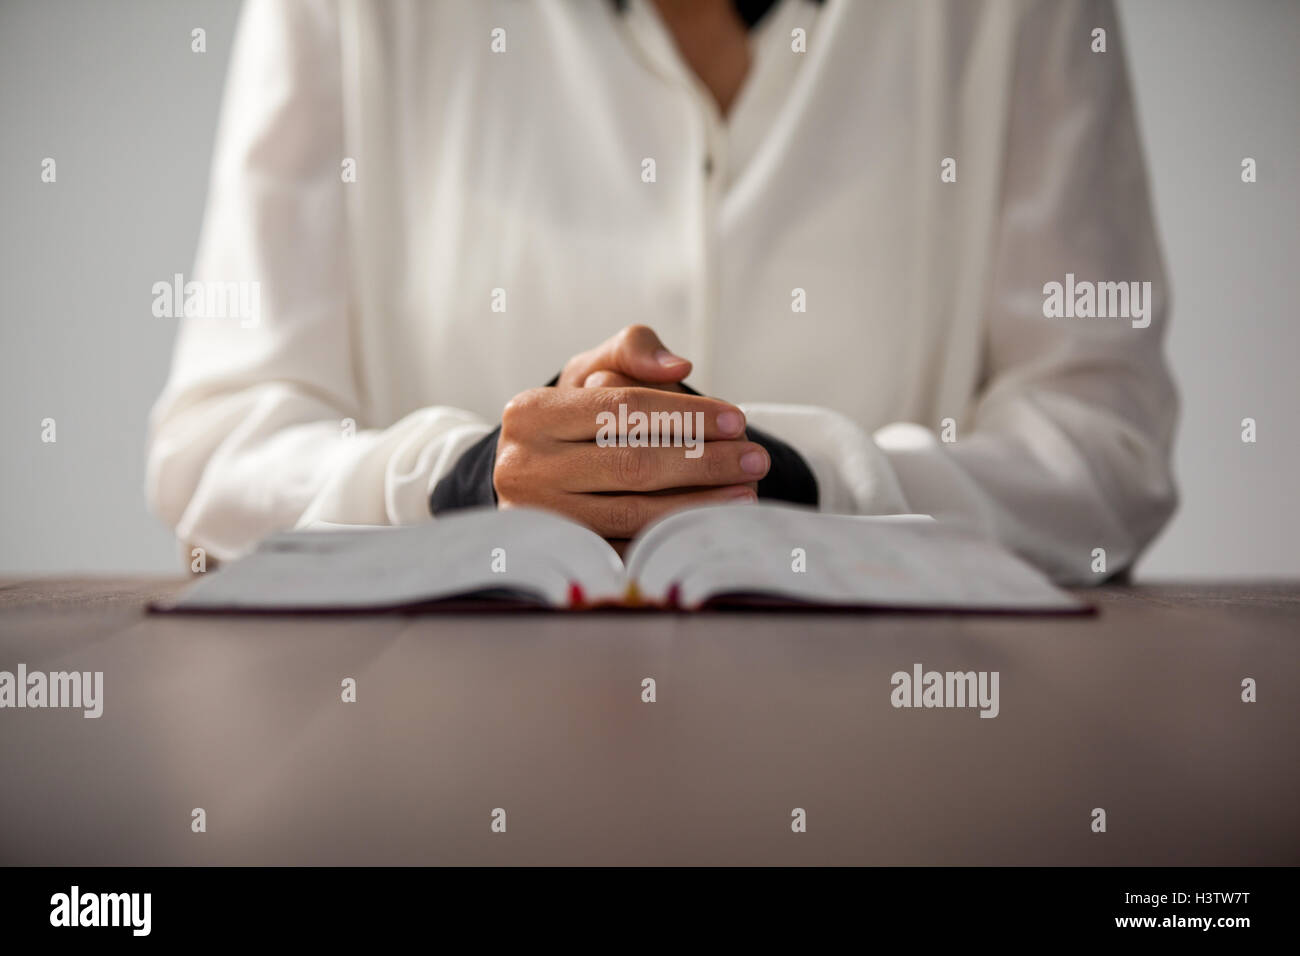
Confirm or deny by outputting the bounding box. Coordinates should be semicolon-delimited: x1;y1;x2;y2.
1;0;1296;577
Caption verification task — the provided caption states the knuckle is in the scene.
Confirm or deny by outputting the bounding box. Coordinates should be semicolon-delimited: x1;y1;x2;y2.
492;444;531;496
500;400;525;432
597;388;631;418
501;388;542;431
615;387;652;418
611;447;651;489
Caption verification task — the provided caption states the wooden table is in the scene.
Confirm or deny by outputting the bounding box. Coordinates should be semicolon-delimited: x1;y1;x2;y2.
1;578;1296;865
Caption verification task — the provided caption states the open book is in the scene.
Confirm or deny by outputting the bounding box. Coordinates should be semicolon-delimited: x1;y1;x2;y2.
153;504;1087;614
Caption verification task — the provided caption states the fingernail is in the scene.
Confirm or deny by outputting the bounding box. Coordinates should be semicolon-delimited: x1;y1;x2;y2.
655;349;689;368
728;487;757;502
717;410;744;436
740;450;768;475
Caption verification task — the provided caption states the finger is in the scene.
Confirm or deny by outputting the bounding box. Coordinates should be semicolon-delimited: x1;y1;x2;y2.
559;324;691;387
582;370;638;388
558;440;770;493
582;369;685;392
508;386;746;442
562;485;757;539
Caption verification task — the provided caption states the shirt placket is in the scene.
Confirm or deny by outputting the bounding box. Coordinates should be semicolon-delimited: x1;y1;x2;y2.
616;0;725;391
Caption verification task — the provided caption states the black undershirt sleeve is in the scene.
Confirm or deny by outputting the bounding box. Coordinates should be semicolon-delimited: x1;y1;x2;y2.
429;377;818;515
428;425;501;515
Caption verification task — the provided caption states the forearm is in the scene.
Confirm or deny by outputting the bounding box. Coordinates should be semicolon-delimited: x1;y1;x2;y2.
148;384;492;561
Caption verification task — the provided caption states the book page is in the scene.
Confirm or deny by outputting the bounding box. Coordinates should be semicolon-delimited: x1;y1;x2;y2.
626;504;1084;612
163;507;625;611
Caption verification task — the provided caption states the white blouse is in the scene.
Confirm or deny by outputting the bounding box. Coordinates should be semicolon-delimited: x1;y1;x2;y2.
147;0;1177;584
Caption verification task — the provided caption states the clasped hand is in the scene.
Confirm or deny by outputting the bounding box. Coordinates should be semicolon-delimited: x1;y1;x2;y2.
494;325;769;539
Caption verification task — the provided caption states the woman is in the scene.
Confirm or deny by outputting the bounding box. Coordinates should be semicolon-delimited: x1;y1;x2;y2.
147;0;1176;583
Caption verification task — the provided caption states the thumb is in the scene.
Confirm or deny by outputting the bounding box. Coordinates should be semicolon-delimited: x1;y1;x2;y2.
611;325;692;384
560;324;692;388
